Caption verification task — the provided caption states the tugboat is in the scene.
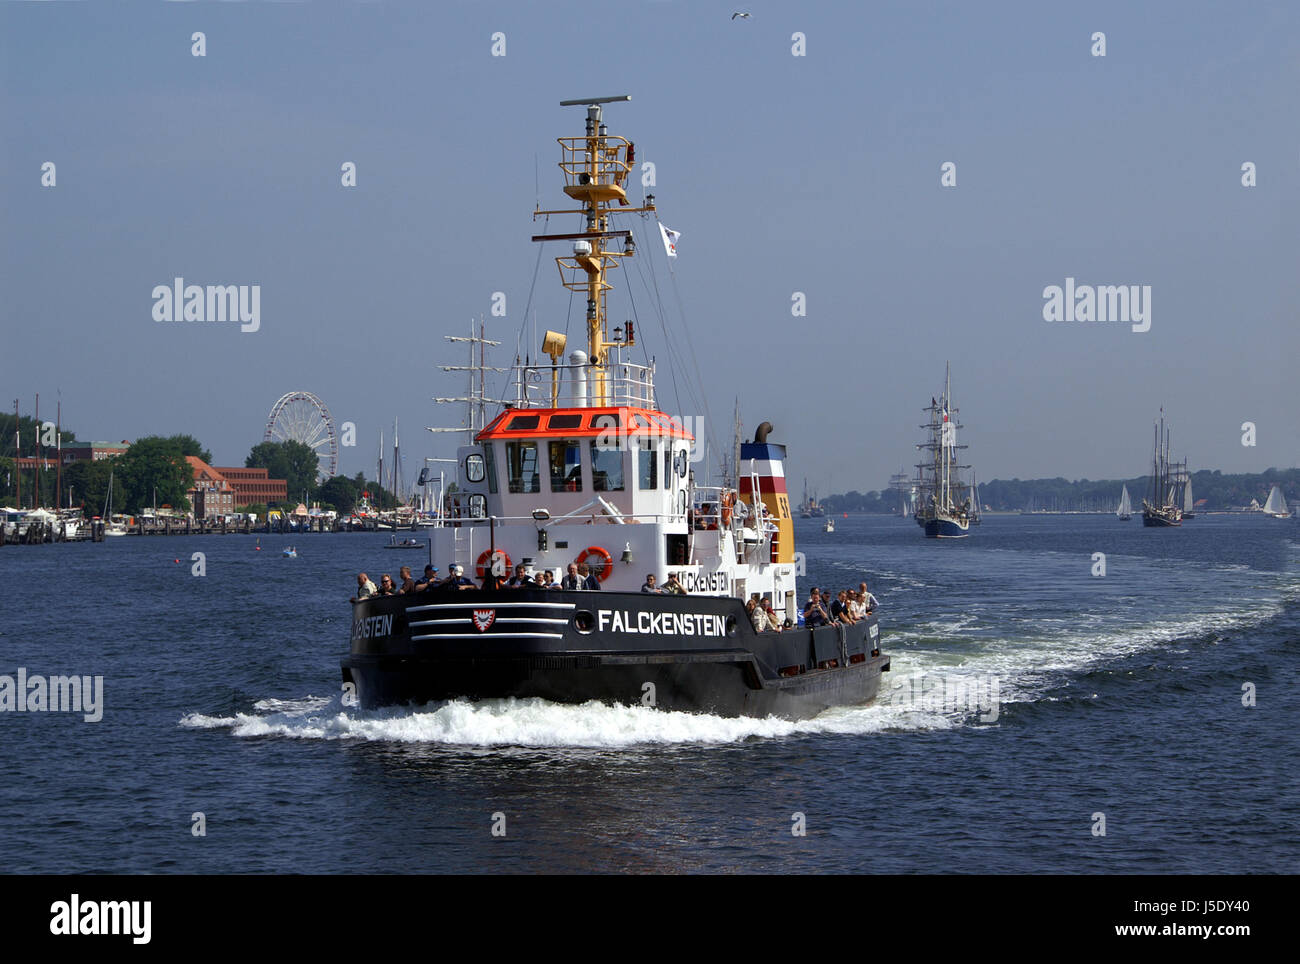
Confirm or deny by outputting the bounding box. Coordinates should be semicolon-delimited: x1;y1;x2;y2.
1141;411;1182;527
913;362;975;538
340;96;888;719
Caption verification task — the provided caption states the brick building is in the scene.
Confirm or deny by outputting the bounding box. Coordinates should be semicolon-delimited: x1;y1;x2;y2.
212;466;288;506
60;440;131;464
186;457;235;520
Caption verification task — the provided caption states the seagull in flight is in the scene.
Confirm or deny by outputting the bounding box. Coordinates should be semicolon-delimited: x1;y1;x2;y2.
732;12;751;20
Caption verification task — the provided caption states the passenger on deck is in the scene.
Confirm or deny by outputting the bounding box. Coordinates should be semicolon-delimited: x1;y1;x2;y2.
747;598;772;632
847;590;865;622
641;573;662;593
545;570;561;589
831;590;855;624
561;562;582;590
580;562;602;591
351;572;377;603
858;582;879;615
506;563;530;588
762;598;783;632
662;573;688;595
803;589;829;627
377;574;397;596
414;564;440;591
396;566;416;595
446;564;476;590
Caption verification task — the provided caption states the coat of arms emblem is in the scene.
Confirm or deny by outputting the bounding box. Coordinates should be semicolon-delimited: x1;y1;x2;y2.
471;609;496;632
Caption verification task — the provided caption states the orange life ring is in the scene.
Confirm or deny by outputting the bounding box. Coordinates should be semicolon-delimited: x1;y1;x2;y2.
579;545;614;581
720;490;736;527
475;549;512;580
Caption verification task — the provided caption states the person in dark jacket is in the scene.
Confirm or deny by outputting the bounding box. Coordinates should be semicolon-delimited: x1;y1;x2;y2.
580;562;602;591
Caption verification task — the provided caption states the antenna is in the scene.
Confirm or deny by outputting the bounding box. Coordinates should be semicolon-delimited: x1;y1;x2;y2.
559;95;631;107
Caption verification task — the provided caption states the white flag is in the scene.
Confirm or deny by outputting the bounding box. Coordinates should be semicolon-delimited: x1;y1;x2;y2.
659;223;681;258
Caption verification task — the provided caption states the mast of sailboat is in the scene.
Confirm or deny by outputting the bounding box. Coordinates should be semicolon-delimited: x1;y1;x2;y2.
377;429;384;508
12;399;19;510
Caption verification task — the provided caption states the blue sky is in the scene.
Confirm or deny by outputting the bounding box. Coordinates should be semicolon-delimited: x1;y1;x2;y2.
3;1;1297;492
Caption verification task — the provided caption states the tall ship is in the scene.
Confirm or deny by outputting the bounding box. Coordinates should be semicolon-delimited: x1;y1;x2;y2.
798;480;825;518
341;97;889;719
1141;411;1182;527
913;362;977;538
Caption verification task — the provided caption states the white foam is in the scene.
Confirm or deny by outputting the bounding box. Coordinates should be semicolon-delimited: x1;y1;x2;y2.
178;691;961;748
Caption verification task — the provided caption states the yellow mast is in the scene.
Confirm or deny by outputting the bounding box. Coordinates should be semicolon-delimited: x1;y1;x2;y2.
532;96;656;407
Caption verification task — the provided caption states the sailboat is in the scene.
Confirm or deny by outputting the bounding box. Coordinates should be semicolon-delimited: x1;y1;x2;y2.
914;362;975;538
1263;485;1292;519
1181;467;1196;519
1116;484;1132;521
1141;411;1182;527
102;468;128;536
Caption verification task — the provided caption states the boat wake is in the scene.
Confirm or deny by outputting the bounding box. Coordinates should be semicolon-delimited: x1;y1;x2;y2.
178;691;967;748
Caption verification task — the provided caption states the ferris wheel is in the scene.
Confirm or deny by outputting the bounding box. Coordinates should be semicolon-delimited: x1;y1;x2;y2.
263;391;338;482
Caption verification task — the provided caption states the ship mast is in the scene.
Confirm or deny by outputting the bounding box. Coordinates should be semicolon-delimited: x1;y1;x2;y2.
532;96;657;407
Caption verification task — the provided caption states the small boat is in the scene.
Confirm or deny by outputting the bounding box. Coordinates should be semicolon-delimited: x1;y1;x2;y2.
385;536;425;549
1263;485;1292;519
1116;484;1132;521
824;518;835;533
283;547;297;558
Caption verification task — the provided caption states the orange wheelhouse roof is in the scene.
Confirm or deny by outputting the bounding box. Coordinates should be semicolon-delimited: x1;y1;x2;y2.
476;406;695;442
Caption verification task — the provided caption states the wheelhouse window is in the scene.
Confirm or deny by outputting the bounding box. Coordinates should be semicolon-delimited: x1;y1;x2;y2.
637;440;657;490
467;494;487;517
507;415;540;431
663;448;672;490
465;453;485;483
505;441;540;494
549;439;583;492
482;443;498;494
589;440;625;492
547;414;583;430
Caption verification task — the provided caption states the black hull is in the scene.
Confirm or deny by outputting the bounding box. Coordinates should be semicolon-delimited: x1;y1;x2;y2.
341;589;888;721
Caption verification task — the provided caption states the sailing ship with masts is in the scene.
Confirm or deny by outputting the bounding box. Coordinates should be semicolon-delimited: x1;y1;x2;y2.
1141;411;1182;527
914;362;977;538
341;96;889;719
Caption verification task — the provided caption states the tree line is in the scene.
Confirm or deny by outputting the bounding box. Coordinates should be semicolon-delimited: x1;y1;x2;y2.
2;421;396;517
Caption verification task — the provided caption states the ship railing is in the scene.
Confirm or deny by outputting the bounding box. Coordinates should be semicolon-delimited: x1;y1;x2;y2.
557;136;633;189
437;511;690;527
511;360;657;409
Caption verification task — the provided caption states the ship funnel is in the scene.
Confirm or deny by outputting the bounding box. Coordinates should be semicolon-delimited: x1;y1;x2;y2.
570;350;589;407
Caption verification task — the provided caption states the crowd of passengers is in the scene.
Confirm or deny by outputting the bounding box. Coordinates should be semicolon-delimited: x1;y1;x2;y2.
351;560;633;601
350;567;880;633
